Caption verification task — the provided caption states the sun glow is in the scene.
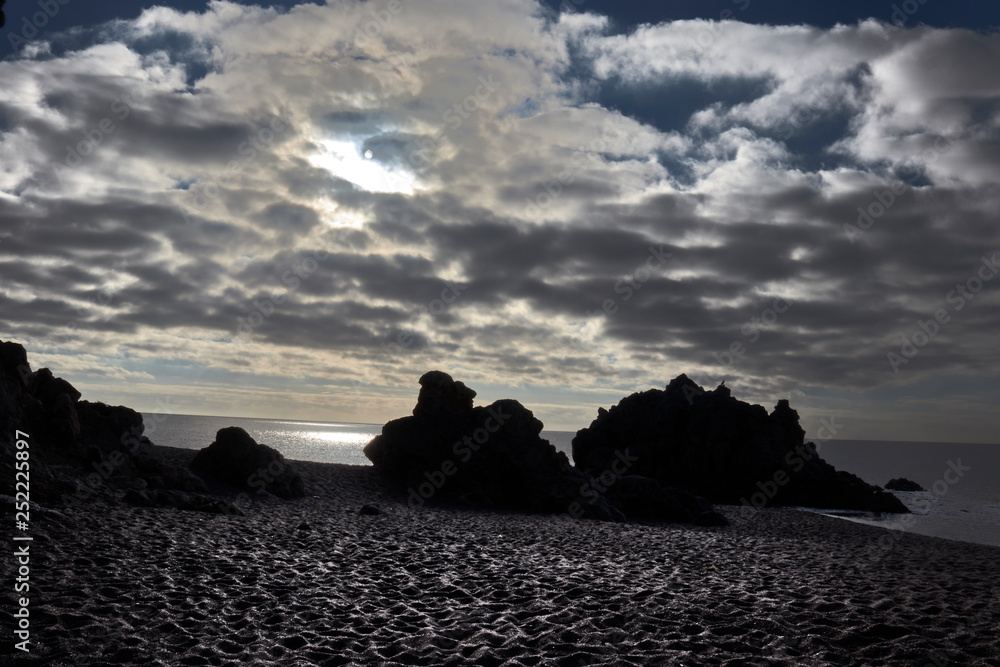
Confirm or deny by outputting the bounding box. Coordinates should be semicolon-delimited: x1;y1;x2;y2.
316;198;367;228
309;139;419;195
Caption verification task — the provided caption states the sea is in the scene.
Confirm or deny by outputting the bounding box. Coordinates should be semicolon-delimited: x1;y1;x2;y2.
143;413;1000;549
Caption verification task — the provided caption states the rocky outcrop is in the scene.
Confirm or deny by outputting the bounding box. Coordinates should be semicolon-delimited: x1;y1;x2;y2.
885;478;924;492
77;400;145;453
1;340;147;459
573;374;909;514
191;426;305;499
1;339;311;513
0;341;33;446
364;371;726;525
0;339;211;507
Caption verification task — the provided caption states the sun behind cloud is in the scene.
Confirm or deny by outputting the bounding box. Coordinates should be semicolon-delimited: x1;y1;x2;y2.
309;138;420;195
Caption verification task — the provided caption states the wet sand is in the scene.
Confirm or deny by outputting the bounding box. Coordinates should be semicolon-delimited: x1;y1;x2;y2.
10;445;1000;666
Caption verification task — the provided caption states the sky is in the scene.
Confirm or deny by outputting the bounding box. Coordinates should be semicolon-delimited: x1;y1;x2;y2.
1;1;999;443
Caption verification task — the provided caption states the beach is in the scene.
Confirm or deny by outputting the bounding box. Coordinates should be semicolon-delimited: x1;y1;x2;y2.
11;444;1000;666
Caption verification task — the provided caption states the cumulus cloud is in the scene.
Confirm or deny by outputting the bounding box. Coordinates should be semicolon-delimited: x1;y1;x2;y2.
1;1;998;439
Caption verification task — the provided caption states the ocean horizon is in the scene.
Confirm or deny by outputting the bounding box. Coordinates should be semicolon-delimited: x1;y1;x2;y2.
143;412;1000;548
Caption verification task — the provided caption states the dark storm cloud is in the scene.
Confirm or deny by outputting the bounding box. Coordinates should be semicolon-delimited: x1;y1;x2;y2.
1;216;160;260
236;250;457;310
0;258;101;292
423;219;678;279
0;196;260;265
0;291;98;330
10;79;259;179
248;310;398;351
251;202;321;240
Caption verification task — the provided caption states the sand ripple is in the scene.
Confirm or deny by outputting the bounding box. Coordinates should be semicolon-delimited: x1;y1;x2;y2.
8;449;999;666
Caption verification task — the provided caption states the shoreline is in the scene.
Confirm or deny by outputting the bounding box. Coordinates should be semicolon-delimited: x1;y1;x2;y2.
145;413;1000;549
13;443;1000;666
149;430;1000;549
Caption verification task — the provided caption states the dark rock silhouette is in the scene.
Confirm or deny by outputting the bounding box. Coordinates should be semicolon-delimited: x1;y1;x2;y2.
1;340;149;462
365;371;726;525
2;339;312;513
1;341;34;441
27;367;82;405
360;504;382;515
191;426;305;499
413;370;476;417
0;339;215;510
886;478;924;492
77;400;145;452
573;374;909;514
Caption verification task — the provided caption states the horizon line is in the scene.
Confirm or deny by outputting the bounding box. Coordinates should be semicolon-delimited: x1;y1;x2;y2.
137;410;1000;446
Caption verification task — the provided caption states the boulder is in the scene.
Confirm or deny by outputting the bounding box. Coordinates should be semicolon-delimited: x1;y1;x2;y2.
885;478;924;492
76;401;145;452
573;374;908;514
365;371;722;524
191;427;304;499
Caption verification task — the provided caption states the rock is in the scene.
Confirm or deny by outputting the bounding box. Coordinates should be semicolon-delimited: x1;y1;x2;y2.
412;370;476;418
0;342;31;437
191;427;305;499
367;371;671;523
572;374;909;514
886;477;924;492
52;394;82;443
26;367;82;405
0;342;92;454
359;504;381;515
600;474;728;526
0;339;246;511
76;401;145;452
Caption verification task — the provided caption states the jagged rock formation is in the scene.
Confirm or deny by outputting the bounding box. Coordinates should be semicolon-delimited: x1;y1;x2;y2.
365;371;727;525
0;339;219;511
573;374;908;514
191;426;304;499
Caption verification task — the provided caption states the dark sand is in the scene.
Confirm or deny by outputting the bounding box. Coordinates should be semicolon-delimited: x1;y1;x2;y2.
8;446;1000;666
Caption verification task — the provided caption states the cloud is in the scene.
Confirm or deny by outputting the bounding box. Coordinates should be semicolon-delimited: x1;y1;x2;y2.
1;2;999;438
